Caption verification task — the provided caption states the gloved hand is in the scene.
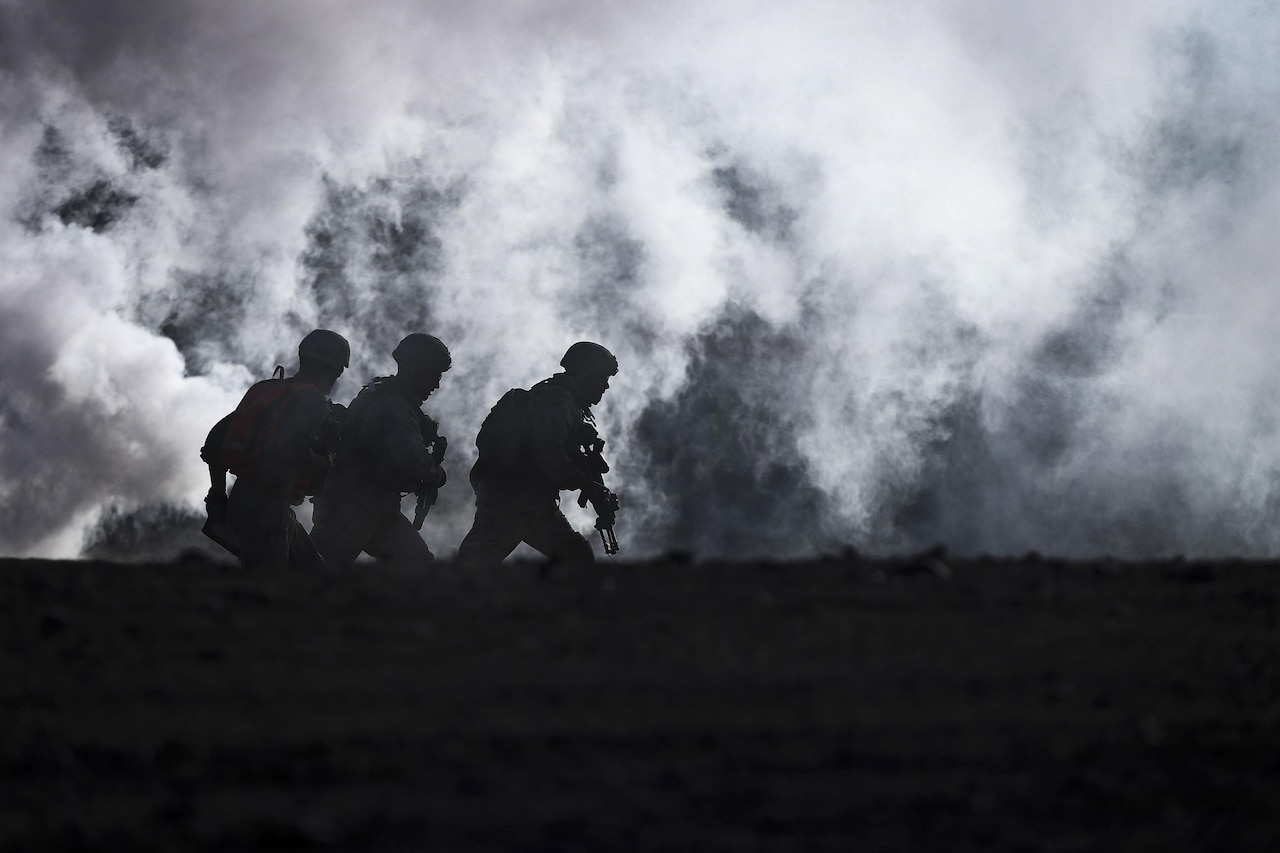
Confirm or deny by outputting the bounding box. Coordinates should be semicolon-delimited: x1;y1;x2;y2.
579;483;618;524
204;487;228;523
424;464;447;490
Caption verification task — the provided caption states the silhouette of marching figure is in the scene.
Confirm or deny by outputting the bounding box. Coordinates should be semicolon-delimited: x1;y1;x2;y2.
458;341;620;565
201;329;349;570
310;334;451;570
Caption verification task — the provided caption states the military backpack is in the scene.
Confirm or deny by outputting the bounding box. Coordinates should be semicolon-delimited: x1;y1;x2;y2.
474;386;533;471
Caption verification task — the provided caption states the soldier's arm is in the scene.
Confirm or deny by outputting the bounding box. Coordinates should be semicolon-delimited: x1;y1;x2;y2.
370;400;445;492
200;412;234;518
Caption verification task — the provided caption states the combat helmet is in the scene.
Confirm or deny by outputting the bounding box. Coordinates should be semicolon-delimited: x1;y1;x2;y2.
393;333;452;375
298;329;350;370
560;341;618;376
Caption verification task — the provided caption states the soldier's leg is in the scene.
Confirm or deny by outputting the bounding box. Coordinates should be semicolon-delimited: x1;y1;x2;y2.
522;503;595;565
457;502;524;565
236;530;290;570
285;511;326;571
311;497;377;571
366;512;434;568
226;488;290;570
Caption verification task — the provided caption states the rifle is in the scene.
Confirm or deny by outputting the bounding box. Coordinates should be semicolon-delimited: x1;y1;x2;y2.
319;402;347;455
575;418;620;555
302;401;347;498
413;416;448;530
590;486;620;556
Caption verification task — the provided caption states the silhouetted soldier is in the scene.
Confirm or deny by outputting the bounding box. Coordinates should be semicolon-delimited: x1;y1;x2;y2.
201;329;350;570
310;334;451;569
458;341;620;565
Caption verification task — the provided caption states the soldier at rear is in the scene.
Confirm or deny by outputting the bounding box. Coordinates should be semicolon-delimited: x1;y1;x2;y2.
457;341;620;566
201;329;349;570
310;333;452;570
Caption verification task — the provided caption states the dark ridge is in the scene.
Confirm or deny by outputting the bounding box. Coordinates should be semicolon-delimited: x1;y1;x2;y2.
2;555;1278;851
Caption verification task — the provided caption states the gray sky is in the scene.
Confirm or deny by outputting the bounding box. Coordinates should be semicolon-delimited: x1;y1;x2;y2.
2;0;1278;559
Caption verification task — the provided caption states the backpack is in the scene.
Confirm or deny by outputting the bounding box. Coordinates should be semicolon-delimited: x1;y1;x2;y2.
474;387;532;470
218;368;319;479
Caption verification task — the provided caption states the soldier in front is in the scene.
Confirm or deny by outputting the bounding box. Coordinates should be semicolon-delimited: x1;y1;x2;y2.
457;341;620;566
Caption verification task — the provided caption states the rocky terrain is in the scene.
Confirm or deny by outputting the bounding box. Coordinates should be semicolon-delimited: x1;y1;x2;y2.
2;552;1278;851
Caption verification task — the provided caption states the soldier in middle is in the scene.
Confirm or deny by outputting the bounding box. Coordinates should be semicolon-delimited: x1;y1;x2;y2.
311;333;451;570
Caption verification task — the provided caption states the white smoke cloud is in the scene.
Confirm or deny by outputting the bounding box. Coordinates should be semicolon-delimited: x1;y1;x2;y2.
1;0;1278;558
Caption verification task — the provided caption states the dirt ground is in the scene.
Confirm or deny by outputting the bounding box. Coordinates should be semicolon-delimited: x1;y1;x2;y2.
2;552;1278;851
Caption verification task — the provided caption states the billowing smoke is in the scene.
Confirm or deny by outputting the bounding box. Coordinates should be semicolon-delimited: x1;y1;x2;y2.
2;0;1279;559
